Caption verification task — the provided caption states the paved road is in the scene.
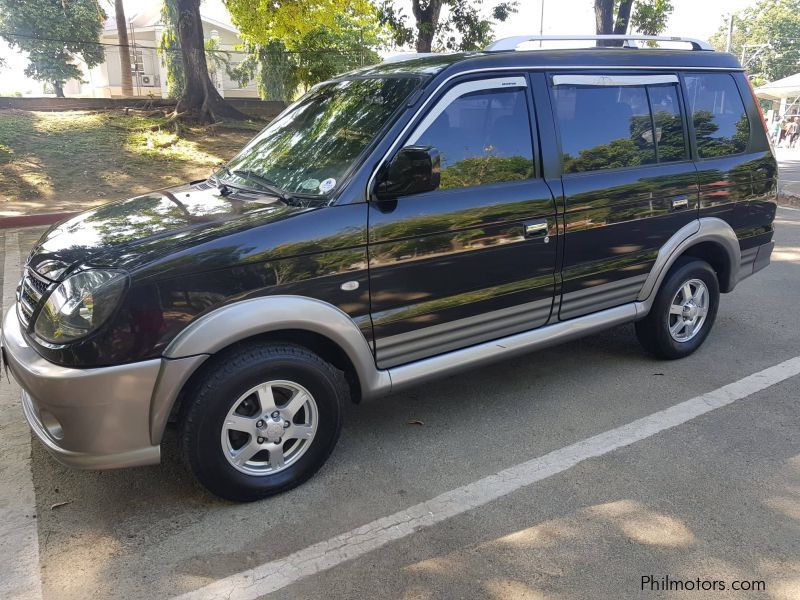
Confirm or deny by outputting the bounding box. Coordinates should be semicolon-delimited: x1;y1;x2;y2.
777;147;800;197
0;205;798;600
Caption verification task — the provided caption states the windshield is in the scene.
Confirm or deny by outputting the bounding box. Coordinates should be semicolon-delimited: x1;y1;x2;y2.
218;76;422;198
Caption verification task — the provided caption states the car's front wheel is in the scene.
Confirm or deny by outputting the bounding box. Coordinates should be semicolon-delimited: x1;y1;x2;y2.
635;257;720;359
180;343;346;502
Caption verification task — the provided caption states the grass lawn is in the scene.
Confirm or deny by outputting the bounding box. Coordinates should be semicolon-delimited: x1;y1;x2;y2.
0;109;264;217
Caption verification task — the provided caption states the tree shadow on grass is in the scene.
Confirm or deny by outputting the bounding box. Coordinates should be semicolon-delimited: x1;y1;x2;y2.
0;109;259;216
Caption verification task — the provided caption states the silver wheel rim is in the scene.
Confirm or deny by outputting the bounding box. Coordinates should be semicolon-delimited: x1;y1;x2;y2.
668;278;709;342
221;380;318;476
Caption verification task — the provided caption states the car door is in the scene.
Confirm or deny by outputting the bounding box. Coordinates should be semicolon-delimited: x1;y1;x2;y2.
367;74;558;368
549;73;699;320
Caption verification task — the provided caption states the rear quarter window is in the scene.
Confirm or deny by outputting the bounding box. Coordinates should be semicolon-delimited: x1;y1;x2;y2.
684;73;749;158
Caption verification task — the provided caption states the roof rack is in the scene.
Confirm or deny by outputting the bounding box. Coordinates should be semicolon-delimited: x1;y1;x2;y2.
485;35;713;52
381;52;441;64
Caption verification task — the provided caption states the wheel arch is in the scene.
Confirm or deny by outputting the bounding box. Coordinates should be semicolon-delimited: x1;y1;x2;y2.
149;296;390;445
636;217;740;316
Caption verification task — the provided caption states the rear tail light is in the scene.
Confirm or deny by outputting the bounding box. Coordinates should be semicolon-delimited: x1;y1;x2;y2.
744;75;775;153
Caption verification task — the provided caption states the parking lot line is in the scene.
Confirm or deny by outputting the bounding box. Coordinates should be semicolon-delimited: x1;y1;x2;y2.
174;354;800;600
0;232;43;600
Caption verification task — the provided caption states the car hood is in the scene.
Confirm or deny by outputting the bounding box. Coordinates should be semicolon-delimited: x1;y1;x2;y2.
27;183;310;278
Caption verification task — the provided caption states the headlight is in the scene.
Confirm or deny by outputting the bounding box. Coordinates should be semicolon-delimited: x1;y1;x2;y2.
34;270;127;344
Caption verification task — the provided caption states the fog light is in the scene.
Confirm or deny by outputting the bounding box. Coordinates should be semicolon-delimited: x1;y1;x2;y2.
39;410;64;440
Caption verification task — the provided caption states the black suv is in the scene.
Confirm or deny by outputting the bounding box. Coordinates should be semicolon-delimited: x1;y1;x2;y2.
3;35;777;501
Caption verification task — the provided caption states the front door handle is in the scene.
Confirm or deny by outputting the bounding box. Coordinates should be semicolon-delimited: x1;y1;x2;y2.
523;219;549;240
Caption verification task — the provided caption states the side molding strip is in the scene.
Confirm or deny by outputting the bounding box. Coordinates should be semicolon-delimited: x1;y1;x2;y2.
386;303;637;394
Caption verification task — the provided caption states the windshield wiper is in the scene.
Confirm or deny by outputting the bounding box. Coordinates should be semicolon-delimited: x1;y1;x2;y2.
233;170;305;206
211;167;300;206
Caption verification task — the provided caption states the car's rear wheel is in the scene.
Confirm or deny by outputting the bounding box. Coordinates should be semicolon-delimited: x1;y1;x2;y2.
181;343;346;502
635;258;720;359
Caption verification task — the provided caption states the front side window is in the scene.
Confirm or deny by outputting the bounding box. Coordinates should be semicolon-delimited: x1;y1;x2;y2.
220;76;421;197
554;84;656;174
412;87;534;190
684;73;749;158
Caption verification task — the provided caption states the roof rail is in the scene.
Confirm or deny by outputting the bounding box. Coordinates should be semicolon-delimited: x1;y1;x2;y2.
381;52;441;64
485;35;713;52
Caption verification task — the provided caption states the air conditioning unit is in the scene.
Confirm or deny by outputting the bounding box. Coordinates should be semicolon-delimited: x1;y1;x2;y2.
140;75;152;86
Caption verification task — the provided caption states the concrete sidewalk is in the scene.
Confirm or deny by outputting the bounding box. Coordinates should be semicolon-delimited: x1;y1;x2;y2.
777;146;800;197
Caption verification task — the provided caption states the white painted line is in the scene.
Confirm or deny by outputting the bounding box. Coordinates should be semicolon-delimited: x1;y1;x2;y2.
0;232;43;600
777;204;800;212
175;355;800;600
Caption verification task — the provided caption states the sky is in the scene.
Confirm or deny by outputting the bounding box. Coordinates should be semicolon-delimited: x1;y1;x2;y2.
493;0;756;43
0;0;759;95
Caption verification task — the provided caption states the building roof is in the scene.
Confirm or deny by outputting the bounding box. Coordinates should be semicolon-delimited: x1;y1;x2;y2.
755;73;800;101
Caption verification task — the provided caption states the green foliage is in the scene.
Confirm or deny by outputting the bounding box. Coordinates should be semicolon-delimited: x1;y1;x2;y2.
158;4;241;100
230;12;383;101
378;0;518;52
224;0;377;48
231;42;299;101
221;0;383;101
693;112;750;158
159;0;185;98
440;155;531;189
709;0;800;84
0;0;106;93
630;0;674;35
437;0;518;51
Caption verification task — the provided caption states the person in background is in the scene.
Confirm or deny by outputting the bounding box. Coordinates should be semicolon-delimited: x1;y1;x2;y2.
790;117;800;148
772;116;783;144
778;118;790;147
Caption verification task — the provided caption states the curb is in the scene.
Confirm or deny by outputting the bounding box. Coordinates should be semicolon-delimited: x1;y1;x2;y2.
0;212;78;230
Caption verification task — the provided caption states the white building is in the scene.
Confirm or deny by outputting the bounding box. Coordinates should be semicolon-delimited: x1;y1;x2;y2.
65;1;258;99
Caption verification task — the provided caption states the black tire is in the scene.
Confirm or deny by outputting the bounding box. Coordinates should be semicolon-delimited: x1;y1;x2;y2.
180;343;346;502
635;257;720;360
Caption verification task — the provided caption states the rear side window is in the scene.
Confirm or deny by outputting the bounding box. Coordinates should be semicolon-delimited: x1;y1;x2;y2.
412;88;534;190
684;73;749;158
553;85;656;173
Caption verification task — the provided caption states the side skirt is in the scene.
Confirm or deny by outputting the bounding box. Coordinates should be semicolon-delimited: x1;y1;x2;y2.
383;302;639;395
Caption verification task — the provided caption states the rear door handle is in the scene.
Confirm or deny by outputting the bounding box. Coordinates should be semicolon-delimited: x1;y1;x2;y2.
523;219;549;240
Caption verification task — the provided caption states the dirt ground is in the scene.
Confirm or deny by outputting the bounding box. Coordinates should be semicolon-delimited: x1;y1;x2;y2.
0;109;263;217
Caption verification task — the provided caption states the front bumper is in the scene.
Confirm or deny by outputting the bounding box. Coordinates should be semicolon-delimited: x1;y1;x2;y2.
2;307;162;469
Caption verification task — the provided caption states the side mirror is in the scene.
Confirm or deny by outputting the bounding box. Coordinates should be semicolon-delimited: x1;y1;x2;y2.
374;146;441;200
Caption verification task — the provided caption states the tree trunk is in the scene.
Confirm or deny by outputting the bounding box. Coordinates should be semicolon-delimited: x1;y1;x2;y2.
115;0;134;97
170;0;248;123
613;0;635;35
594;0;614;46
412;0;444;53
53;81;65;98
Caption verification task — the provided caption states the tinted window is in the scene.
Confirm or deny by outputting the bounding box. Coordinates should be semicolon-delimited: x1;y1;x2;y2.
413;88;534;189
649;85;688;163
224;76;420;197
684;73;749;158
554;85;656;174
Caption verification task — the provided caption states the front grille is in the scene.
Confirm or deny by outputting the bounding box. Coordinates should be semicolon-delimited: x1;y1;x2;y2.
17;268;54;328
